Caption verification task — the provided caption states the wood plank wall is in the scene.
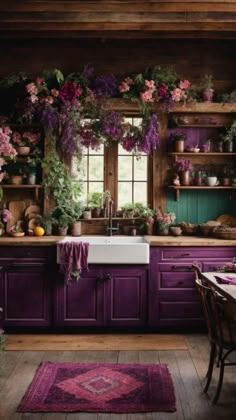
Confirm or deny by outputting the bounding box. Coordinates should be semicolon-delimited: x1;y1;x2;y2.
1;1;236;38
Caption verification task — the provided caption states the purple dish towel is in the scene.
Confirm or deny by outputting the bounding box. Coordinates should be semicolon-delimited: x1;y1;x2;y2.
215;275;236;285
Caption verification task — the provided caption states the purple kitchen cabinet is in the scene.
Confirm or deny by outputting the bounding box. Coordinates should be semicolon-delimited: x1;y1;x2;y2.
0;246;56;327
55;265;148;327
149;247;236;327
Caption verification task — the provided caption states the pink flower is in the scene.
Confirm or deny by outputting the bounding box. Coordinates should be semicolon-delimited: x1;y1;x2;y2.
45;96;54;104
26;82;38;95
140;89;154;102
144;80;155;89
29;94;38;104
179;79;190;90
1;208;12;223
171;88;186;102
119;82;130;93
36;77;45;84
124;77;133;85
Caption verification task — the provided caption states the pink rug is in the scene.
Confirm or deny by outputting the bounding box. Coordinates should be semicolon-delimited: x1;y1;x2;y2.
17;361;176;413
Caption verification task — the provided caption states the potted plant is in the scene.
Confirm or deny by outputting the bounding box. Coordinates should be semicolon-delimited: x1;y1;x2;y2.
87;191;105;218
200;74;214;102
169;132;187;152
121;202;138;218
51;207;72;236
222;120;236;152
173;159;192;185
37;212;55;236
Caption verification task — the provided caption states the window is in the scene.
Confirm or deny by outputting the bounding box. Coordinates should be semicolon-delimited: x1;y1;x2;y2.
72;116;151;209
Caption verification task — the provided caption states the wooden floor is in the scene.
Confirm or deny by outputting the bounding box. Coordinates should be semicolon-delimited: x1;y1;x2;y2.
0;334;236;420
4;334;187;351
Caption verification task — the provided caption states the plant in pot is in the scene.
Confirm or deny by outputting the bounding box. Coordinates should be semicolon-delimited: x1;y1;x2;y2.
200;74;214;102
67;201;84;236
168;132;187;153
3;161;26;185
121;202;138;218
87;191;105;218
37;212;55;236
222;120;236;152
173;159;193;186
51;207;72;236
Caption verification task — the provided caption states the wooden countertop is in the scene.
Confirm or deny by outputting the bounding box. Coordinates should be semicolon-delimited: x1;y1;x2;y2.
0;236;64;246
0;235;235;247
145;235;236;246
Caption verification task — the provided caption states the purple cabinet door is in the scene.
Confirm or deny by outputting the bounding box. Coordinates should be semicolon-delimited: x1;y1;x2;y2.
54;267;105;326
55;265;148;327
104;266;148;326
2;262;51;327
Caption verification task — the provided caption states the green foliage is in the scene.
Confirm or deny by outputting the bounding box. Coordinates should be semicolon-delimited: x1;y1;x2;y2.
43;68;64;87
200;74;214;89
223;120;236;143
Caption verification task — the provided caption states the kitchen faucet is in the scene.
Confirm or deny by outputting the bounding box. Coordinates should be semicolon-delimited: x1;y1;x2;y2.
107;199;119;236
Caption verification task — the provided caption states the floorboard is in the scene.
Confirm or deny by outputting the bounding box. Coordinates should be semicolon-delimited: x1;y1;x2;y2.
4;334;187;351
0;334;236;420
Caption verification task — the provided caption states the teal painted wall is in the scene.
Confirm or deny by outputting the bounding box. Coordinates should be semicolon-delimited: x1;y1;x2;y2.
166;190;236;224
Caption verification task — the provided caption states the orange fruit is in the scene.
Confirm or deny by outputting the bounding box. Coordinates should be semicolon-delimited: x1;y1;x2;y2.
34;226;45;236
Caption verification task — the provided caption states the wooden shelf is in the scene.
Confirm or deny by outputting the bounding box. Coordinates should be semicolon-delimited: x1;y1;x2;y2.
0;184;42;200
168;185;236;201
169;152;236;157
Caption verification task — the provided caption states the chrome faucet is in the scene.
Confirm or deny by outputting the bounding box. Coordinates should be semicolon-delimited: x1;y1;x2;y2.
107;199;119;236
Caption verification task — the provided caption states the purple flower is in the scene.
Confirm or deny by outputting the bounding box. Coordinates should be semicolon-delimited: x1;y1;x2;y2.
93;74;118;98
100;111;124;141
173;159;192;172
138;114;160;154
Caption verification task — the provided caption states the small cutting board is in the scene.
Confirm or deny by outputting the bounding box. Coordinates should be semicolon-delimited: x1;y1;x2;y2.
6;200;26;232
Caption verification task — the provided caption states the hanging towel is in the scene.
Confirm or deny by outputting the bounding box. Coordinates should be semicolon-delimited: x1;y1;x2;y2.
58;241;89;285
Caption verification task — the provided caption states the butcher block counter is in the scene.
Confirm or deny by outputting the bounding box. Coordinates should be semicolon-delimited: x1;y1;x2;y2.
0;235;235;246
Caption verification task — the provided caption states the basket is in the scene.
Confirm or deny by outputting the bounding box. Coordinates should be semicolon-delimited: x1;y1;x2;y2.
214;231;236;240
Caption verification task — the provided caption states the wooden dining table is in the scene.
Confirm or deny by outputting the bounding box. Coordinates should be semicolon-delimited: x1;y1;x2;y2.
202;272;236;320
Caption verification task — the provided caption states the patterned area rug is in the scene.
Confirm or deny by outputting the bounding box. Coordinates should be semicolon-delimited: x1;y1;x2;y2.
17;362;176;413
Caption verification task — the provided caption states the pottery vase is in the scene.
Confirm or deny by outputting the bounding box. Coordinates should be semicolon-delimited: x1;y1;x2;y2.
174;139;185;153
146;222;154;235
16;146;30;156
158;224;169;236
71;221;82;236
10;175;23;185
180;170;190;186
202;88;214;102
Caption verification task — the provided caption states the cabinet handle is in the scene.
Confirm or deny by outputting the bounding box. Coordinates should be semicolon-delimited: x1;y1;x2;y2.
104;273;112;281
177;281;184;286
171;265;192;271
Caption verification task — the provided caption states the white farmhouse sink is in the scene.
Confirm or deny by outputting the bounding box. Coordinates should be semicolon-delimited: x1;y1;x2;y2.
57;235;149;264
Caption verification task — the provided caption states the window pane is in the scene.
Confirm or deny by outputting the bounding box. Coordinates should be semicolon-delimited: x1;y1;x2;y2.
118;156;132;180
118;182;132;208
134;156;147;180
134;182;147;205
89;156;104;180
89;182;104;194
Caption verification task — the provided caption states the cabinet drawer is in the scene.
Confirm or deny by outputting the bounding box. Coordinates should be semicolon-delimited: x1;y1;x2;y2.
160;272;195;289
161;247;236;260
159;301;203;320
0;246;56;260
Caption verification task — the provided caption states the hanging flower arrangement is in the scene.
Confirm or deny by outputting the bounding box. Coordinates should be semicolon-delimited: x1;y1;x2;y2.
0;64;193;159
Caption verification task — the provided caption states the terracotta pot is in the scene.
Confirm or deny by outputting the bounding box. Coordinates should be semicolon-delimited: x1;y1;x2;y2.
10;175;23;185
180;170;190;186
16;146;30;156
158;225;169;236
174;139;185;153
146;223;154;235
58;226;68;236
92;207;102;218
71;221;82;236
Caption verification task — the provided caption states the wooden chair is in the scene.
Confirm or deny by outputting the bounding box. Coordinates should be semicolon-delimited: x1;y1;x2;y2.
192;264;236;404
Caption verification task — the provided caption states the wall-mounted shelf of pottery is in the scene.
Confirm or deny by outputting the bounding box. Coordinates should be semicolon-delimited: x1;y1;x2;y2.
0;185;42;200
168;185;236;201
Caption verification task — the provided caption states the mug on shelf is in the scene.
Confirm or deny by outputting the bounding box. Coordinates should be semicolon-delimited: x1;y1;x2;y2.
206;176;219;186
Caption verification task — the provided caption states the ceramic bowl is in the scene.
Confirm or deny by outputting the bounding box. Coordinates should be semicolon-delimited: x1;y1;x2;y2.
170;226;182;236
